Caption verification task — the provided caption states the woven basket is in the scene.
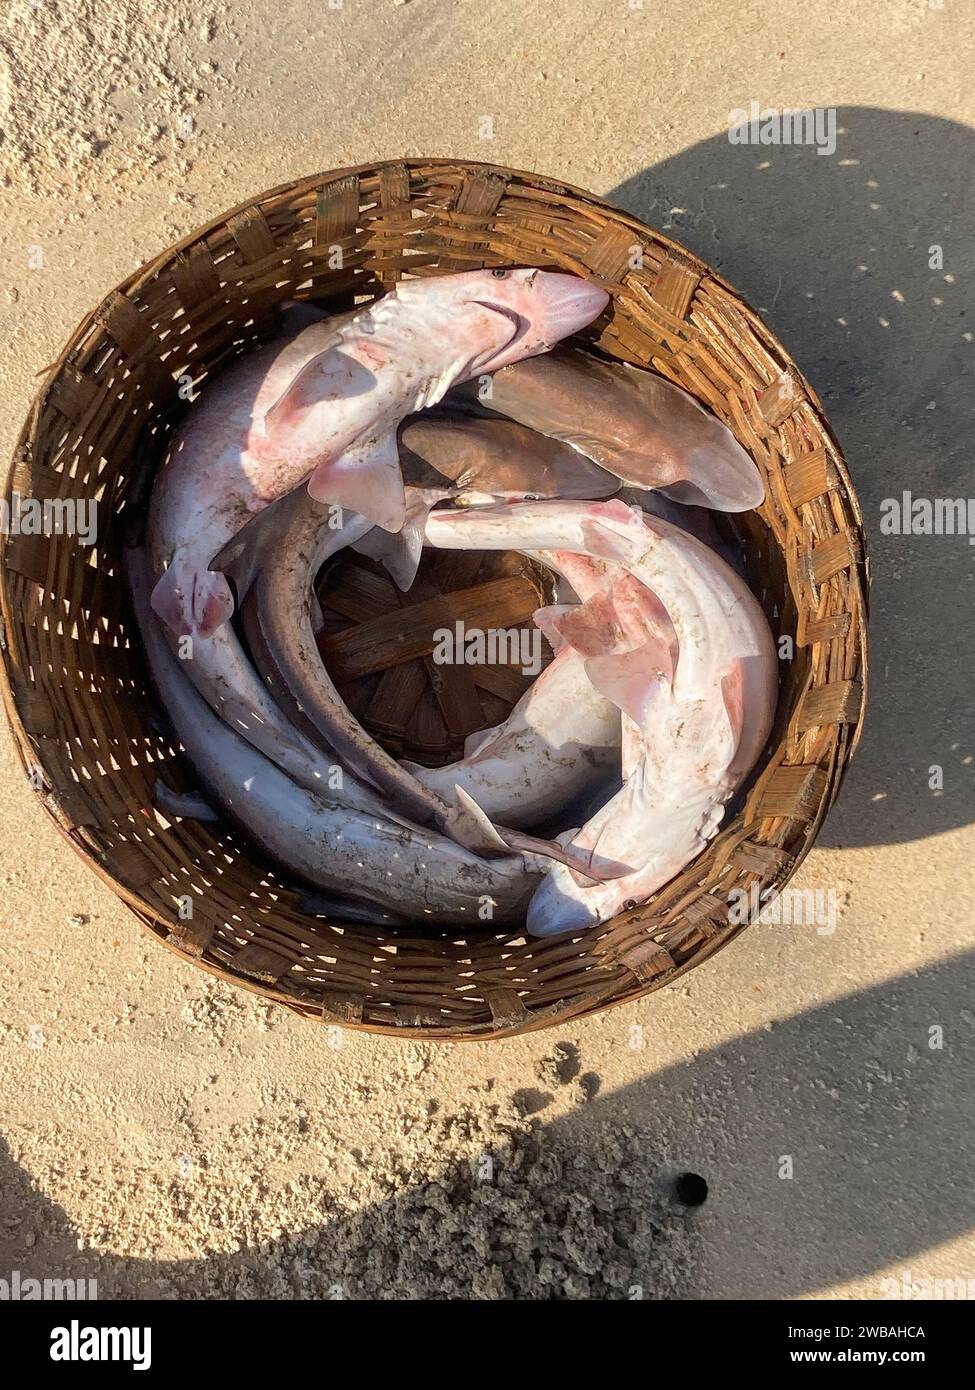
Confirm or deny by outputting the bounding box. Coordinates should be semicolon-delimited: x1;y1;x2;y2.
0;159;868;1040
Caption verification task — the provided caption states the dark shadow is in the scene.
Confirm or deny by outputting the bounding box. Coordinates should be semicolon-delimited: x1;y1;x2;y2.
608;108;975;848
2;950;972;1299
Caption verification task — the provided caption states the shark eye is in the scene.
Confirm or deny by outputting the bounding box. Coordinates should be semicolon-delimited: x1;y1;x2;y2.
623;899;638;912
491;267;508;279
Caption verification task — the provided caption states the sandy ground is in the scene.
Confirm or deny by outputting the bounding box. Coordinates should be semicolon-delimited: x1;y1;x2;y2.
1;0;974;1300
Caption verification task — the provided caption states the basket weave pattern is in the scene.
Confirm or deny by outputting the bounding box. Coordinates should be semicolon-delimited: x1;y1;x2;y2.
0;159;868;1039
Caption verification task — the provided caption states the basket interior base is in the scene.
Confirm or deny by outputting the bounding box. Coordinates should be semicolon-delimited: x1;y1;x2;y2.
315;545;554;766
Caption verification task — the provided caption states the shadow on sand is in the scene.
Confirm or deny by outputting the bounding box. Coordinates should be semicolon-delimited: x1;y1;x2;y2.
2;949;972;1299
609;107;975;849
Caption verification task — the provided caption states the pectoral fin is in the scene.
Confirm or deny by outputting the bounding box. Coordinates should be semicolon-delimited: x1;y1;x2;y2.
307;431;407;533
532;603;576;653
536;593;618;658
580;505;647;565
584;650;671;726
262;334;344;437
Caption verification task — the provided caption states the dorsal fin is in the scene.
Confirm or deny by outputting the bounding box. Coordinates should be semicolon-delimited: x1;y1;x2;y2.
209;489;323;605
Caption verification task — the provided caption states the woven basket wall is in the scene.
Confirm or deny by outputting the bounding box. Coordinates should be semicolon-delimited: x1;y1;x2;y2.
0;159;868;1041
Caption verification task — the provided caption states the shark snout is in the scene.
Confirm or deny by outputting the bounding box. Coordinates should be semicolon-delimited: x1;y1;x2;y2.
532;272;610;339
661;443;767;512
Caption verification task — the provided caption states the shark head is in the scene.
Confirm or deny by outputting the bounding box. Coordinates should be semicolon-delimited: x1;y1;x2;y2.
454;267;610;375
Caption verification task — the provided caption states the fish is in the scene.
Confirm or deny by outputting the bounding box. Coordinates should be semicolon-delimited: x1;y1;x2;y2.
125;544;545;926
238;487;629;879
164;439;620;805
235;487;446;826
150;376;626;817
148;269;609;640
450;347;765;512
147;493;408;819
354;414;619;593
423;499;777;935
397;413;620;506
401;645;621;829
402;551;623;829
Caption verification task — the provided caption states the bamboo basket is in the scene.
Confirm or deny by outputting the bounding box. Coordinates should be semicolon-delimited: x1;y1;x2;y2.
0;159;868;1040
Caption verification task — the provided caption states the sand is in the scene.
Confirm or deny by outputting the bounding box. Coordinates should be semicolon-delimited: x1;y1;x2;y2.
1;0;974;1300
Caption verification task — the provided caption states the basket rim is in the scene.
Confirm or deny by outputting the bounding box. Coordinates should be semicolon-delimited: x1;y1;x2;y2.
0;156;870;1041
